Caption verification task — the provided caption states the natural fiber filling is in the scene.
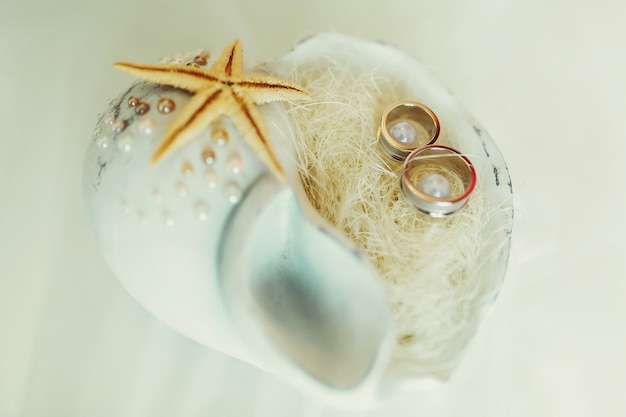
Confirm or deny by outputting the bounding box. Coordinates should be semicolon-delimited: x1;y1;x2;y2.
277;60;499;378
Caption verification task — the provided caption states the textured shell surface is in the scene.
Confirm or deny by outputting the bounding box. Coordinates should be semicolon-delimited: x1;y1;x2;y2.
83;52;392;405
83;33;513;407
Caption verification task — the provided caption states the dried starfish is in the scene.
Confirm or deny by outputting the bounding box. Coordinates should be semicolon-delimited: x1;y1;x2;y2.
114;39;309;182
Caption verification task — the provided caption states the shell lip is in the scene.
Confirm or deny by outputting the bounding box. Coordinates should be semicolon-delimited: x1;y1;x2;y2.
217;174;394;405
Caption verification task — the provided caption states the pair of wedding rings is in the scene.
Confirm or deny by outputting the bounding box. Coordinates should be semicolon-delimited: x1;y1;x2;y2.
378;101;476;217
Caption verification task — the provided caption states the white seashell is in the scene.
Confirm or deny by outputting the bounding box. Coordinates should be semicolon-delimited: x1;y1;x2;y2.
83;33;512;408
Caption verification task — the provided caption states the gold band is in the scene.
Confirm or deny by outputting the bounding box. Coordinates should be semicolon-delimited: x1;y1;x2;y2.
378;101;440;161
400;145;477;217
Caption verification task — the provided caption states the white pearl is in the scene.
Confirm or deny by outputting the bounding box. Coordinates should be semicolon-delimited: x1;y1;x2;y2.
138;118;155;135
96;135;109;149
176;182;188;198
226;152;243;174
418;173;451;199
117;136;132;152
182;162;194;177
195;202;209;221
204;169;219;188
389;121;417;147
224;182;242;204
163;211;175;226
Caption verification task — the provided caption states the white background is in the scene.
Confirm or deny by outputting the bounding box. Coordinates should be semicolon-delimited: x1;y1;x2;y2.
1;0;625;416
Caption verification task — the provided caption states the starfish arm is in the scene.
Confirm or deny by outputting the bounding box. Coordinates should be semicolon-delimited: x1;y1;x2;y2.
236;76;311;104
114;62;218;92
116;39;306;178
210;39;244;78
228;90;286;182
151;85;224;164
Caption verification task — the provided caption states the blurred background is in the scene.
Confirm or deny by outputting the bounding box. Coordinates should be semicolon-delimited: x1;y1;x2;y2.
1;0;625;416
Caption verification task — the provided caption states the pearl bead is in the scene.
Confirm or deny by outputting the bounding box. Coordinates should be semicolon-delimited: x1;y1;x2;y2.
163;211;175;226
157;98;175;114
96;136;109;149
205;169;219;188
212;128;229;146
138;118;155;135
389;121;417;147
182;162;194;177
117;135;132;152
194;55;208;66
226;152;243;174
224;182;242;204
127;96;139;107
176;182;188;198
111;119;126;134
195;202;209;221
134;102;150;115
201;148;216;165
418;173;451;199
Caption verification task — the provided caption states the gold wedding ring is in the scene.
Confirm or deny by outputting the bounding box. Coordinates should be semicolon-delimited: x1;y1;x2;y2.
400;145;477;217
378;101;440;161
